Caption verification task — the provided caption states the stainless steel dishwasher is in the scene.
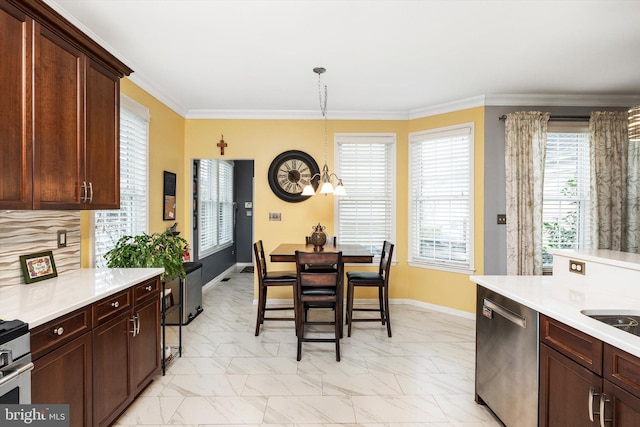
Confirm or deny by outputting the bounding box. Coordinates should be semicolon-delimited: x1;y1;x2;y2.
476;285;539;427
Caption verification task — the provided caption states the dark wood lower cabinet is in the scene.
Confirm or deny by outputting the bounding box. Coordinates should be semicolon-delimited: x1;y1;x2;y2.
131;296;160;393
540;343;600;427
92;311;132;427
31;333;92;427
604;380;640;425
30;276;161;427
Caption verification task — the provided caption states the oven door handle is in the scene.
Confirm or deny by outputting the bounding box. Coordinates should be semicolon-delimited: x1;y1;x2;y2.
0;362;34;386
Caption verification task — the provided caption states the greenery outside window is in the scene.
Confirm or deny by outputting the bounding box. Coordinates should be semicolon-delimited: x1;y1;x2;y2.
408;123;474;273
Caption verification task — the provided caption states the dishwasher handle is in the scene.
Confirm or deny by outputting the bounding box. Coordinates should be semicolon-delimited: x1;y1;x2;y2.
483;298;527;329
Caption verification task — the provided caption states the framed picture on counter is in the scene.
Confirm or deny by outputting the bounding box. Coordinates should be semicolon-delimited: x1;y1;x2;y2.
20;250;58;284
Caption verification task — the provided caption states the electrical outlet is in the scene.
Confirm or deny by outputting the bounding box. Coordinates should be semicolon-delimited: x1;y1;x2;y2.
497;214;507;225
569;260;585;275
269;212;281;221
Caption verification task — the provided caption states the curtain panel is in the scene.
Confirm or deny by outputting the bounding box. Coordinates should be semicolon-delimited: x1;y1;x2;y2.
589;111;631;252
505;111;550;275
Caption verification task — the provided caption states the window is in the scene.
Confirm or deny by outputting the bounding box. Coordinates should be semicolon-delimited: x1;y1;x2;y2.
94;96;149;267
335;133;396;258
408;123;474;272
198;159;234;257
542;123;590;268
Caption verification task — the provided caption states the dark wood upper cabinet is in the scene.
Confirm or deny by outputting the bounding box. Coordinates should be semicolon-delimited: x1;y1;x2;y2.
0;1;32;210
0;0;132;210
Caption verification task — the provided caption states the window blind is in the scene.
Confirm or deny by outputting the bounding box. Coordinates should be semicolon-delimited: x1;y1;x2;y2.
94;96;149;267
198;159;234;257
336;133;395;257
409;124;474;271
542;128;590;267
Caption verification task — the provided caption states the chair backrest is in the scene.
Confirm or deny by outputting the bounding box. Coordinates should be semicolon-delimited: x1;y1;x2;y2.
378;241;394;281
305;235;337;246
295;251;343;290
253;240;268;278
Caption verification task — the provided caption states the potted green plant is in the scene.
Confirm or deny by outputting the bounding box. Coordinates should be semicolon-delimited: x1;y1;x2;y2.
104;230;189;281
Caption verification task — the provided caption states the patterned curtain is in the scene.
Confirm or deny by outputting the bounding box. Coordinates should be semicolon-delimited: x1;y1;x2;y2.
629;106;640;252
505;111;550;275
589;111;631;252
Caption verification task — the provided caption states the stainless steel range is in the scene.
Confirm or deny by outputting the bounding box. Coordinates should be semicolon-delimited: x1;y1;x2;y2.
0;320;33;404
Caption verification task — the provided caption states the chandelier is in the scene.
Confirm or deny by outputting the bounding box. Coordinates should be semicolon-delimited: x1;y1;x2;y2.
301;67;346;196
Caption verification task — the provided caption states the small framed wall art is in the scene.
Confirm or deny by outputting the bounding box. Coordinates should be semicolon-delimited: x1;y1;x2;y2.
20;250;58;284
163;171;177;220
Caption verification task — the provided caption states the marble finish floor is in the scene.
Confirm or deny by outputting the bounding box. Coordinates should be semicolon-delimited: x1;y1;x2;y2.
114;270;502;427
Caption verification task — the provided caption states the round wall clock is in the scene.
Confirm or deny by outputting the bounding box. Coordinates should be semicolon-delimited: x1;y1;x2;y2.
268;150;320;202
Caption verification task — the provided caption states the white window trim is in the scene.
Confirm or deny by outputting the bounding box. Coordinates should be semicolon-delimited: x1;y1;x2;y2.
334;132;397;265
91;95;150;267
407;122;475;274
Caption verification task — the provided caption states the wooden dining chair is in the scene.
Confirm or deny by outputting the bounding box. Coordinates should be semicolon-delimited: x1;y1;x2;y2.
294;250;343;361
253;240;297;336
345;241;394;337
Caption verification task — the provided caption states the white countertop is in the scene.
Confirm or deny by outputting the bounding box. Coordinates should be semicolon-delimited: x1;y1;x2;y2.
470;274;640;358
0;268;164;328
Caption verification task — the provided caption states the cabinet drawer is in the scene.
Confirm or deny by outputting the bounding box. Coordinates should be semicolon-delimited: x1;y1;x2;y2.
93;289;131;326
604;343;640;399
31;306;92;360
540;314;603;375
133;277;160;305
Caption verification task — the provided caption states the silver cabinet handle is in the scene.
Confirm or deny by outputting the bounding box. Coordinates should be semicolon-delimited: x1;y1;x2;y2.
136;313;141;335
130;316;137;336
53;327;64;336
111;301;119;308
87;182;93;203
145;285;152;291
81;181;87;202
599;393;611;427
589;386;597;422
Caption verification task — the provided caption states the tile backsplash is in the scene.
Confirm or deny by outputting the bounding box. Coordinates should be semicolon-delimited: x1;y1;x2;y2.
0;211;81;286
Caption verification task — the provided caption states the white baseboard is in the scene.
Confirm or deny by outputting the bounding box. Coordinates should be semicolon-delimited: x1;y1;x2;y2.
202;264;240;291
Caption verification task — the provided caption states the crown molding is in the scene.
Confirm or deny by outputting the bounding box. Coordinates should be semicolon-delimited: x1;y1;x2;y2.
126;74;188;117
185;109;409;120
484;93;640;107
408;95;487;120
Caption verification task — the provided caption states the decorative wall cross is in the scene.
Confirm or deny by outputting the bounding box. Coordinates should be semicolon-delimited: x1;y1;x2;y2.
217;134;227;155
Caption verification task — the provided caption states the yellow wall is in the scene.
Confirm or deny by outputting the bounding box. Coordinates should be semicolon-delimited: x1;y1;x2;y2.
407;107;485;313
80;78;186;267
82;79;484;314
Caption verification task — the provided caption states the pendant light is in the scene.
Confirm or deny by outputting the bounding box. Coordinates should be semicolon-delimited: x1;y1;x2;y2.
301;67;346;196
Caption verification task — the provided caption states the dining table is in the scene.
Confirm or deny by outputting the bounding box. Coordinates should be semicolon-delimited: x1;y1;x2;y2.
269;243;374;264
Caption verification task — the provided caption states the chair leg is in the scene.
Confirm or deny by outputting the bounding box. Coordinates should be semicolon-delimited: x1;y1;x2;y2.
347;282;354;337
384;286;392;337
255;283;265;336
378;286;385;325
296;297;304;361
335;301;341;362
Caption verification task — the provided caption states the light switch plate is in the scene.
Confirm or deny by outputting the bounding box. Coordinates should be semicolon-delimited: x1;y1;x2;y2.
57;230;67;248
269;212;281;221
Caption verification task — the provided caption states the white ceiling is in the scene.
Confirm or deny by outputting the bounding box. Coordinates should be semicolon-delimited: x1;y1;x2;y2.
45;0;640;119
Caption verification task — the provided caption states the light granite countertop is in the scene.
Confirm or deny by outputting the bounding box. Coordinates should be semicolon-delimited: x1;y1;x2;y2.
0;268;164;328
470;269;640;358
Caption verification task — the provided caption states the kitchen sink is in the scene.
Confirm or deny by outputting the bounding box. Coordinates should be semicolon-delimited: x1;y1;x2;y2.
581;310;640;337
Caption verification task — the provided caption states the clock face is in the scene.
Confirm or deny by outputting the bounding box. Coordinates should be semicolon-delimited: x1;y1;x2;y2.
268;150;320;202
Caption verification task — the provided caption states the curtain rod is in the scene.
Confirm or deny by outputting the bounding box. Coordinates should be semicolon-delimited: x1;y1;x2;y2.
498;115;590;122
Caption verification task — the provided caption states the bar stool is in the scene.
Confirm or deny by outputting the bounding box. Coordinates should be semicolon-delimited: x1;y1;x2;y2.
345;241;394;337
254;240;297;336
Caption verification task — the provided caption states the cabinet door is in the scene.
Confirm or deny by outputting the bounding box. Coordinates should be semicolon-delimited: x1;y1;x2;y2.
0;1;32;209
131;296;160;393
92;311;132;427
31;333;92;427
540;343;601;427
604;380;640;426
33;23;84;209
85;58;120;209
